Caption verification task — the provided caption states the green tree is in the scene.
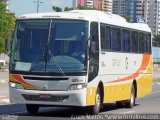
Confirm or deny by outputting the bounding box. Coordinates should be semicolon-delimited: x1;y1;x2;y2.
153;35;160;47
52;6;62;12
123;15;131;22
0;0;16;53
64;7;73;11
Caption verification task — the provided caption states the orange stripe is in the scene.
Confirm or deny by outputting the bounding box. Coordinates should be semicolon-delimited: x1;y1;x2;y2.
10;74;39;89
10;74;31;86
106;54;151;83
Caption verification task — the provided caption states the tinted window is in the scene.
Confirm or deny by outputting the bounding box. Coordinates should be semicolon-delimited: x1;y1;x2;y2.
122;29;130;52
146;33;151;53
111;27;121;51
131;31;138;53
101;25;106;50
100;25;111;50
105;26;111;50
139;32;145;53
90;22;99;52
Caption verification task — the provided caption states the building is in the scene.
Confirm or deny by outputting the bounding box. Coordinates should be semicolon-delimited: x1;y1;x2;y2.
112;0;149;23
94;0;102;10
112;0;127;16
76;0;102;10
148;0;160;35
77;0;86;8
102;0;112;14
87;0;94;7
72;0;78;9
75;0;112;13
126;0;149;23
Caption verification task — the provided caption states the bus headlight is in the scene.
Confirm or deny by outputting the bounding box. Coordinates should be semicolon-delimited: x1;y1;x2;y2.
9;82;23;89
68;84;86;90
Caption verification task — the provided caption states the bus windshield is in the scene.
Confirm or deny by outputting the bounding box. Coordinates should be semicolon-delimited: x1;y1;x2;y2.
10;19;88;73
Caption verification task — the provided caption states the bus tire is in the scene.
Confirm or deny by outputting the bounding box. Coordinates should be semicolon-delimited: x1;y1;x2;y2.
26;104;39;114
88;87;101;115
125;85;136;108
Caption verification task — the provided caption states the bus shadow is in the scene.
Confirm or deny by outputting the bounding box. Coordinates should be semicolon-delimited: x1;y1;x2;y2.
17;103;140;118
101;103;140;113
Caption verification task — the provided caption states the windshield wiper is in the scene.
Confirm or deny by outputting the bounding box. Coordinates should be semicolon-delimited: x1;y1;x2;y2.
46;20;65;76
48;49;65;76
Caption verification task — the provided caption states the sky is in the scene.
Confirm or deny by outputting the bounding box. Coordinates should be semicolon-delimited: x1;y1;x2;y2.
8;0;72;17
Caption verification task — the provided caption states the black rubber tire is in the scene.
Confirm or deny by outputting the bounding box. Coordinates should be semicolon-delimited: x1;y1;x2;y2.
88;87;101;115
26;104;39;114
125;85;136;108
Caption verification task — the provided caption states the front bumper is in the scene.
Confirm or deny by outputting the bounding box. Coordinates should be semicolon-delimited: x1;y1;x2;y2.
9;87;87;107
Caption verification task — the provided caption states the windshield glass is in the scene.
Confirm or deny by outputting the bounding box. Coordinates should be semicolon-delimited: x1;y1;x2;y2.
10;19;88;73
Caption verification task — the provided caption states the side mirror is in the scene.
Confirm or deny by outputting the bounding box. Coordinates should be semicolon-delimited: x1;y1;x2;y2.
88;35;96;56
87;35;92;48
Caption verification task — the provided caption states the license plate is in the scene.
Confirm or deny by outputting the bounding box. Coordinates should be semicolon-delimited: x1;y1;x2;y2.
39;94;51;99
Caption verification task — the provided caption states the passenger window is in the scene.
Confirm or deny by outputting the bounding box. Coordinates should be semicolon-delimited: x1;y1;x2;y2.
146;33;151;53
139;32;145;53
122;29;130;52
111;27;121;51
100;25;111;50
101;25;106;50
106;26;111;50
131;31;138;53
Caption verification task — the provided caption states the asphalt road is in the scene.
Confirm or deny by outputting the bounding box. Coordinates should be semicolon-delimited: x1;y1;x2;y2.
0;84;160;120
0;71;160;120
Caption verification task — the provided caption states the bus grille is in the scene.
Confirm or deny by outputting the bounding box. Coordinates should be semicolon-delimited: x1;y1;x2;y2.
22;94;69;102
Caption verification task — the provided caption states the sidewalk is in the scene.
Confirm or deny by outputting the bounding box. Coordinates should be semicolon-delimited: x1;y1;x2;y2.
0;71;9;105
0;97;9;105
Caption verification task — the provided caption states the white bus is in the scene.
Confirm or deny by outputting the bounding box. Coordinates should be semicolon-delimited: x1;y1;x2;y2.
9;10;152;115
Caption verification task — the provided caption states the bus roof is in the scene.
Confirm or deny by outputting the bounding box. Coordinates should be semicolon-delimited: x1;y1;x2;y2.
18;10;151;33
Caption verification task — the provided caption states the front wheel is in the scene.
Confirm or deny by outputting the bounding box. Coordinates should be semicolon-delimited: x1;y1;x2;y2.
26;104;39;114
125;85;136;108
87;87;102;115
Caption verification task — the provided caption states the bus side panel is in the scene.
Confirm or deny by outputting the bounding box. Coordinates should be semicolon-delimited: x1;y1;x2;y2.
86;54;152;105
98;53;152;103
103;83;132;103
98;52;141;103
86;87;97;106
136;56;152;98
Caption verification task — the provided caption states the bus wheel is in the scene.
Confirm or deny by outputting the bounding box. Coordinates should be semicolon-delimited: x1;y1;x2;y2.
125;85;136;108
88;87;101;115
26;104;39;114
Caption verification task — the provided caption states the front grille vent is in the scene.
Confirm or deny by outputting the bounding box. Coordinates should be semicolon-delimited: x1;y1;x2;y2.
22;94;69;102
23;76;69;81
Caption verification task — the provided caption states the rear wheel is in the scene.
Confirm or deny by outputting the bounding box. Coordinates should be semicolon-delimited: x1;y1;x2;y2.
125;85;136;108
88;87;102;115
26;104;39;114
